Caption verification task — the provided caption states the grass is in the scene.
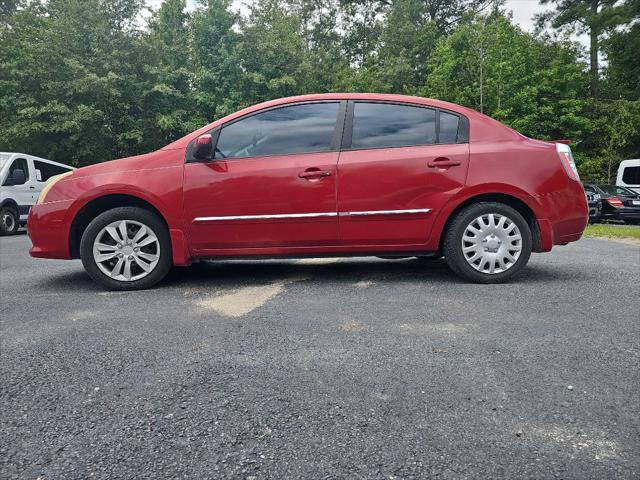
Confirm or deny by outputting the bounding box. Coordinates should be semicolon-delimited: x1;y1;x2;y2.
584;223;640;241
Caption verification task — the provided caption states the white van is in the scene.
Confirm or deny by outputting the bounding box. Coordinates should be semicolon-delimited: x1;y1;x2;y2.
0;152;75;235
616;159;640;194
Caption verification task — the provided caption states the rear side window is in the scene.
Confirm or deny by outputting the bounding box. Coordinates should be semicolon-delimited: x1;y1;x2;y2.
215;102;339;159
34;160;72;182
622;166;640;185
351;103;436;149
439;111;460;144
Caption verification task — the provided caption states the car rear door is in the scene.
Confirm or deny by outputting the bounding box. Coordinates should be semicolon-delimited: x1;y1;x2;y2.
183;101;346;252
337;101;470;246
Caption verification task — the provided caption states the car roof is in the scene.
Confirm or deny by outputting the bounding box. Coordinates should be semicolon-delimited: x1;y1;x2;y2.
0;152;75;169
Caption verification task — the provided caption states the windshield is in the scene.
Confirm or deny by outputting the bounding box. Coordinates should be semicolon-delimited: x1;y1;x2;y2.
0;153;12;168
598;185;638;196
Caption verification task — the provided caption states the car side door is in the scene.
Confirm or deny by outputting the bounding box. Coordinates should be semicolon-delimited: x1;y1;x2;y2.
183;101;345;253
337;101;470;246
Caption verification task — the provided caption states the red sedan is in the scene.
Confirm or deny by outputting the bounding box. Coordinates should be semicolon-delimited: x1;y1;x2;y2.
28;93;588;289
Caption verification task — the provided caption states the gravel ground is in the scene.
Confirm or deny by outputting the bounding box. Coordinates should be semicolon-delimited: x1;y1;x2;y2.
1;233;639;479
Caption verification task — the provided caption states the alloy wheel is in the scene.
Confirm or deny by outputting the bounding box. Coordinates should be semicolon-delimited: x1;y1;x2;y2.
92;220;160;282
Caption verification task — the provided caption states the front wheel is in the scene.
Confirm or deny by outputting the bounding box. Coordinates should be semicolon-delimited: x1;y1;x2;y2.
79;207;172;290
0;206;19;235
443;202;532;284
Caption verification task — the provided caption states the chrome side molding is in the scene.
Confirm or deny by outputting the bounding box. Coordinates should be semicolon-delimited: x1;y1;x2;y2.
193;212;338;222
342;208;431;216
193;208;431;223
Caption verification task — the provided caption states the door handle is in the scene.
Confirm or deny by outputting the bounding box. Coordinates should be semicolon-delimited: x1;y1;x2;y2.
29;186;35;189
428;157;461;168
299;169;331;180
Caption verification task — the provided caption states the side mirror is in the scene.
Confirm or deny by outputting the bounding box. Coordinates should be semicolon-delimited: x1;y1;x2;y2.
4;168;26;186
193;134;213;161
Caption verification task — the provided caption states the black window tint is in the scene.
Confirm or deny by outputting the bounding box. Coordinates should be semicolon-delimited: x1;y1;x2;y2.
4;158;29;185
439;111;460;144
216;103;339;159
351;103;436;149
34;160;71;182
622;166;640;185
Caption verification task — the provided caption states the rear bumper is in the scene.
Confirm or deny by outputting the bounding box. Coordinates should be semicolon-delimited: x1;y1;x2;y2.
27;201;73;259
535;186;589;251
601;208;640;220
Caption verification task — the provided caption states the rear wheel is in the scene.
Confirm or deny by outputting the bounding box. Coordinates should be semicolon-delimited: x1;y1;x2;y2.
80;207;172;290
443;202;532;283
0;206;19;236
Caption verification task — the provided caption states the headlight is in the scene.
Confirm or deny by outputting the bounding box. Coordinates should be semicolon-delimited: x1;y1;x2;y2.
37;171;74;204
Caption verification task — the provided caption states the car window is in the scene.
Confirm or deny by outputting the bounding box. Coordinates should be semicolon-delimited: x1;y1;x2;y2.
351;103;436;149
215;102;339;159
34;160;72;182
622;166;640;185
3;158;29;185
439;111;460;144
583;185;595;193
597;185;631;195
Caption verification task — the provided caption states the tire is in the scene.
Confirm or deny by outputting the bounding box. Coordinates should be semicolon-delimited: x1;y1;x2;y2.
443;202;532;284
80;207;172;290
0;206;19;236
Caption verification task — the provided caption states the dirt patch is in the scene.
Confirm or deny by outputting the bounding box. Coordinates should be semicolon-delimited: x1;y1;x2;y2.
195;277;306;317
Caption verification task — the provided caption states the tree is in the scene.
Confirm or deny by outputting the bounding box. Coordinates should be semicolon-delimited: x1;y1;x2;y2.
0;0;148;165
189;0;241;121
234;0;313;105
142;0;195;147
537;0;636;96
603;22;640;100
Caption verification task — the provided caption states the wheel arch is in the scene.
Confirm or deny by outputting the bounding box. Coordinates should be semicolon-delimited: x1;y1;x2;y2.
68;194;170;259
435;191;543;253
1;198;20;212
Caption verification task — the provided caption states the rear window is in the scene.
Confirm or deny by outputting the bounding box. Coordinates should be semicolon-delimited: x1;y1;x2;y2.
34;160;73;182
598;185;636;196
622;166;640;185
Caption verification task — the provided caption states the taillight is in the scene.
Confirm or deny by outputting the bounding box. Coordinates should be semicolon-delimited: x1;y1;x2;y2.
606;197;623;208
556;143;580;181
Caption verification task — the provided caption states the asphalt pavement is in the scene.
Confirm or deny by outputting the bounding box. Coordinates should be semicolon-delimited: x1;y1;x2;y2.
1;233;639;479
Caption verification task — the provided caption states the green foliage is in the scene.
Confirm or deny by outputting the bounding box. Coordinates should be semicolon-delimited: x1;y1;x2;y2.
0;0;638;181
537;0;637;94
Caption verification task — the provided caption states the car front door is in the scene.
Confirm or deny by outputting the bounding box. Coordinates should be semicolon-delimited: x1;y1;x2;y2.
183;101;345;253
337;101;470;246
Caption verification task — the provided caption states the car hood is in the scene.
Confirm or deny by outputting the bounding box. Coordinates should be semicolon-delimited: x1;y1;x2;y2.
69;152;165;179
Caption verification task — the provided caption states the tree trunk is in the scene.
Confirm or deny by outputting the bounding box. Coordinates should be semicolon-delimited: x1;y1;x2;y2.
589;0;599;97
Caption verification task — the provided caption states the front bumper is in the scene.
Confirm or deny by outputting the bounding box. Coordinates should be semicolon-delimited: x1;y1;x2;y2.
28;200;74;259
